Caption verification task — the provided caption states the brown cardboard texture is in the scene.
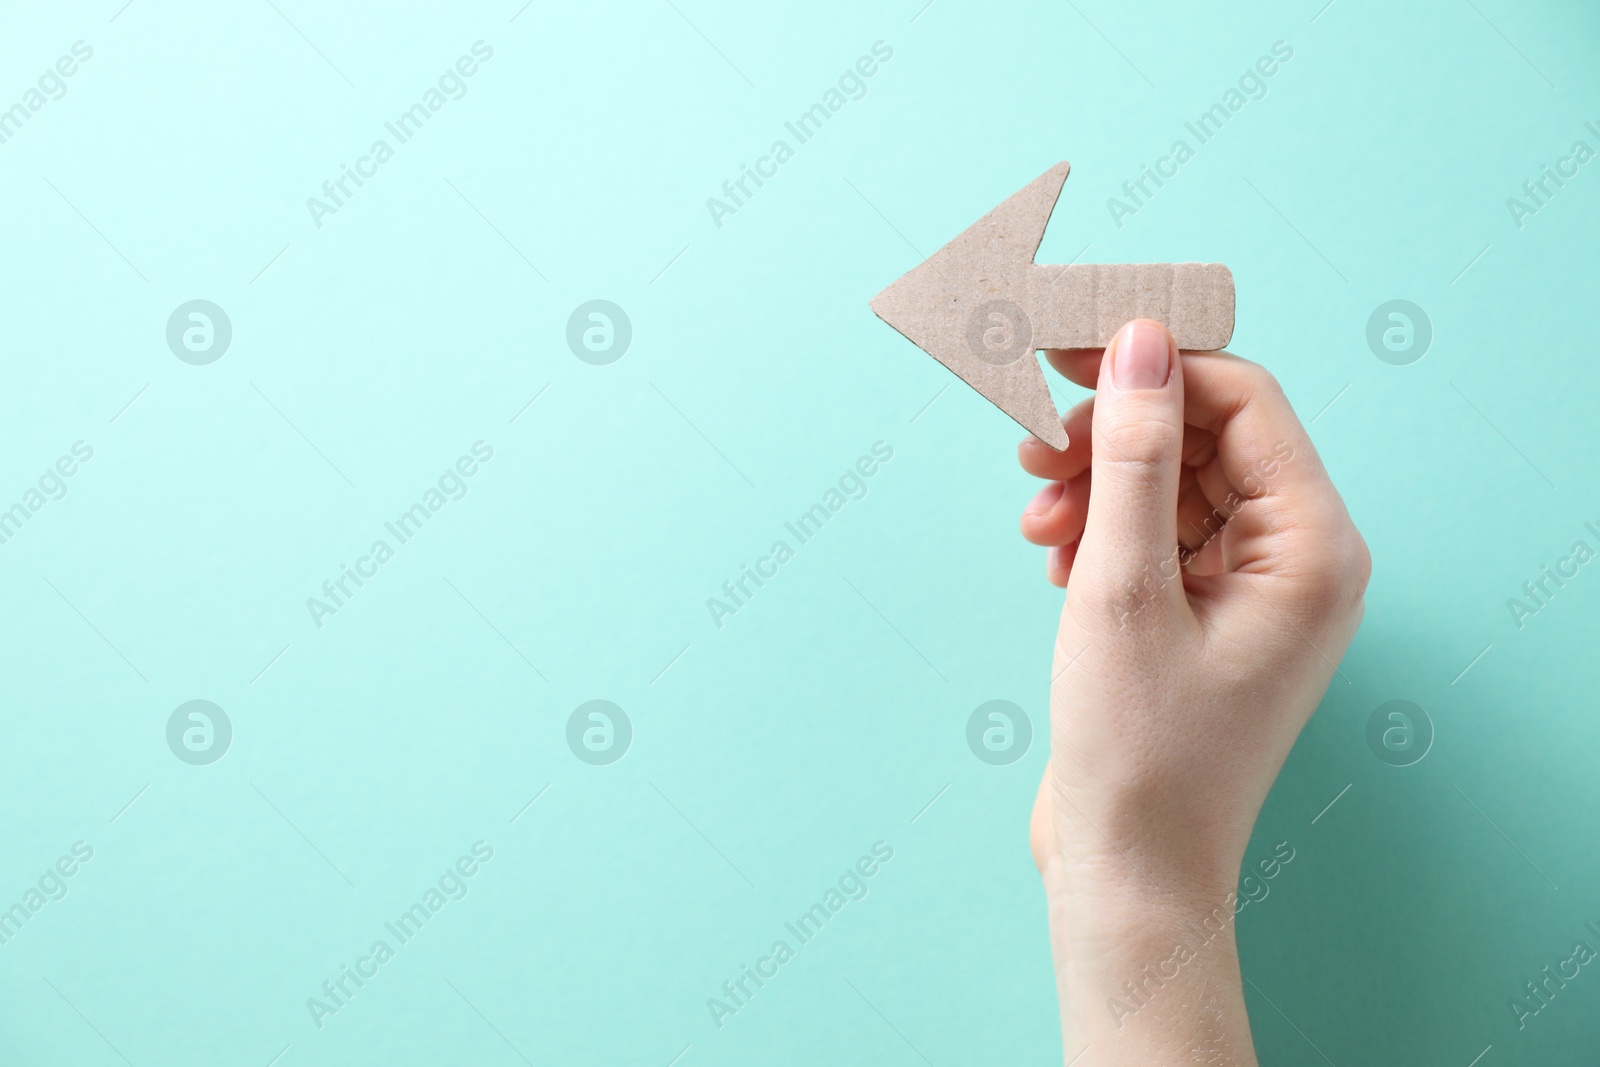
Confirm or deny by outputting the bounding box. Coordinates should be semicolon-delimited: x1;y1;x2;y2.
869;161;1235;451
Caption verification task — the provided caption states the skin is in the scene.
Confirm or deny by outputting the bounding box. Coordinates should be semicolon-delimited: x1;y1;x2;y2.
1015;319;1370;1065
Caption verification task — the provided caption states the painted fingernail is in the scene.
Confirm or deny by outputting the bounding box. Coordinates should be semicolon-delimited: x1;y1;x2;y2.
1112;319;1172;390
1026;481;1064;516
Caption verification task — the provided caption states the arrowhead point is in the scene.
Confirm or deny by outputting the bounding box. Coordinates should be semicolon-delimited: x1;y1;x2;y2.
869;162;1072;450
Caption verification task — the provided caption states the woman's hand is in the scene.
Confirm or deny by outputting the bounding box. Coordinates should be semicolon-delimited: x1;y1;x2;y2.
1017;319;1370;1065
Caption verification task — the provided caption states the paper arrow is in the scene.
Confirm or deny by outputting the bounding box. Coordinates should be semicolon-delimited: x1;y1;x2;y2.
869;161;1235;451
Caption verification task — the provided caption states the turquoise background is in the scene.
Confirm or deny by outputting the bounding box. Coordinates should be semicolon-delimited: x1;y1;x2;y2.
0;0;1596;1063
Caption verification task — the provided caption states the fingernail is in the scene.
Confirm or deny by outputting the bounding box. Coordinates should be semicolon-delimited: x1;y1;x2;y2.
1026;481;1064;516
1111;320;1172;390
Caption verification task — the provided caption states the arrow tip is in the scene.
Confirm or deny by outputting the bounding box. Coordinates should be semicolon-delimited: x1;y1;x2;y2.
1018;400;1070;452
869;163;1075;451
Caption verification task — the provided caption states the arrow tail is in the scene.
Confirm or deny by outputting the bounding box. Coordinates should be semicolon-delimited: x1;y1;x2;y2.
1028;262;1235;351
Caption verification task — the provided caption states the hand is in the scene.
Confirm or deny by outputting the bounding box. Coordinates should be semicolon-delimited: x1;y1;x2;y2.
1015;319;1370;1065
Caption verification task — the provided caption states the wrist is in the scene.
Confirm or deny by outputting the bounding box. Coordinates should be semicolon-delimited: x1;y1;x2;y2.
1051;876;1257;1066
1040;792;1261;1065
1057;856;1246;978
1046;786;1247;914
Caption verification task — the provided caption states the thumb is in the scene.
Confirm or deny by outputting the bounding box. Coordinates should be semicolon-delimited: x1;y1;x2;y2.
1076;319;1185;610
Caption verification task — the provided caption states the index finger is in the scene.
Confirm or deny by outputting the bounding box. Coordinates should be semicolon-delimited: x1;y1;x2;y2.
1179;350;1330;503
1049;347;1329;497
1043;348;1102;389
1048;346;1351;573
1181;352;1357;588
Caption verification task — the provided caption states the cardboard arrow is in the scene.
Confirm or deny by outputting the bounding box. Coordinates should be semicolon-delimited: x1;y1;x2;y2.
869;161;1234;451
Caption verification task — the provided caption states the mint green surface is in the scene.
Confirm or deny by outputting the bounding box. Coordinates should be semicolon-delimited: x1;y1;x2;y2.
0;1;1595;1063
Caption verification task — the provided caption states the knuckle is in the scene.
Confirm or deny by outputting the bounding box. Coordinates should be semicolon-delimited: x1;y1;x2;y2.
1348;531;1374;594
1298;525;1372;606
1070;558;1181;633
1078;580;1137;625
1097;412;1181;469
1237;359;1285;400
